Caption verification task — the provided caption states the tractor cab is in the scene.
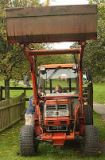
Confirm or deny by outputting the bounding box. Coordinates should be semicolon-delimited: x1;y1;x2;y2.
38;64;79;137
38;64;78;94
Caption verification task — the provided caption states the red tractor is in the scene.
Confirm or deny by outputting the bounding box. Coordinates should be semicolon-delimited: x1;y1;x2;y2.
6;5;99;156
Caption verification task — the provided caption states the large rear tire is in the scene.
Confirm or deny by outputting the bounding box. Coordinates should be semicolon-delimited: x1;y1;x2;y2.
20;125;38;156
84;125;99;156
84;105;93;125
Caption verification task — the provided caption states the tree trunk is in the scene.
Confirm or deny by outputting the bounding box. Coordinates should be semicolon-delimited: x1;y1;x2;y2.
0;86;3;101
5;79;10;99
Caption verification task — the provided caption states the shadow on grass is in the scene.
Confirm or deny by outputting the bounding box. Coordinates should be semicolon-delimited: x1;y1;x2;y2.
36;141;82;159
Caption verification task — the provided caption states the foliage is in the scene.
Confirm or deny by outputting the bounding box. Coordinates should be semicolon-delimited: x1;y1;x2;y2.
0;42;28;80
0;0;41;82
37;54;71;66
83;1;105;81
9;0;39;7
89;0;105;4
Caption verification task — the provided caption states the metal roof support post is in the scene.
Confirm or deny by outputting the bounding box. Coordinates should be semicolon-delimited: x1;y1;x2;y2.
79;42;86;99
24;47;38;106
79;42;86;115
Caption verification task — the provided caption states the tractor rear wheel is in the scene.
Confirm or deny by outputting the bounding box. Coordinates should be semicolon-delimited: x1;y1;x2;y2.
83;125;99;156
84;105;93;125
20;125;38;156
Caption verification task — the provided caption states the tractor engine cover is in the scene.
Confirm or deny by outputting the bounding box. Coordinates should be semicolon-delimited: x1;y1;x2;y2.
44;99;71;132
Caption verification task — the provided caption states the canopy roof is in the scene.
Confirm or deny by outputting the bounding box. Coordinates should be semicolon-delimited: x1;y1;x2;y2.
40;68;77;80
6;5;97;44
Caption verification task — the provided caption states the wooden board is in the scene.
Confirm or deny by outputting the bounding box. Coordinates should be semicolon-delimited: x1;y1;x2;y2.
6;5;97;43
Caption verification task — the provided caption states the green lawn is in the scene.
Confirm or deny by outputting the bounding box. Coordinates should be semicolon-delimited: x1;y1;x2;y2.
0;112;105;160
10;90;32;98
93;83;105;104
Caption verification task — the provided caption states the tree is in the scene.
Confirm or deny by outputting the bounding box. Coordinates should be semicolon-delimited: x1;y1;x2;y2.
0;0;40;99
83;1;105;81
9;0;39;7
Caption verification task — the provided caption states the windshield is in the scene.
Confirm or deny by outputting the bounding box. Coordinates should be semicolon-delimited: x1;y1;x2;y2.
38;67;79;95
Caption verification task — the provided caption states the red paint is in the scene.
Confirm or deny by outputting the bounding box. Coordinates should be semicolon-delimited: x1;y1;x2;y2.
40;132;76;145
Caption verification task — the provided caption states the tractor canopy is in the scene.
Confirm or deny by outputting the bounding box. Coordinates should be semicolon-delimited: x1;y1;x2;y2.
38;63;79;97
6;5;97;44
39;64;77;80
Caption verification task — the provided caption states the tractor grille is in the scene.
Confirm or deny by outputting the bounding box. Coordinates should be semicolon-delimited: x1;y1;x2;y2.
58;105;67;109
45;104;69;117
47;105;56;110
46;125;68;132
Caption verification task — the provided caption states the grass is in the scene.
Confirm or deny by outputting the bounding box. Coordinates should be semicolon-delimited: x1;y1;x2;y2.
93;83;105;104
10;90;32;98
94;112;105;141
0;112;105;160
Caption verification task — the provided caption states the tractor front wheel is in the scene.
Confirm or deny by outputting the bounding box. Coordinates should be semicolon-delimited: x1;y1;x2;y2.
20;125;38;156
